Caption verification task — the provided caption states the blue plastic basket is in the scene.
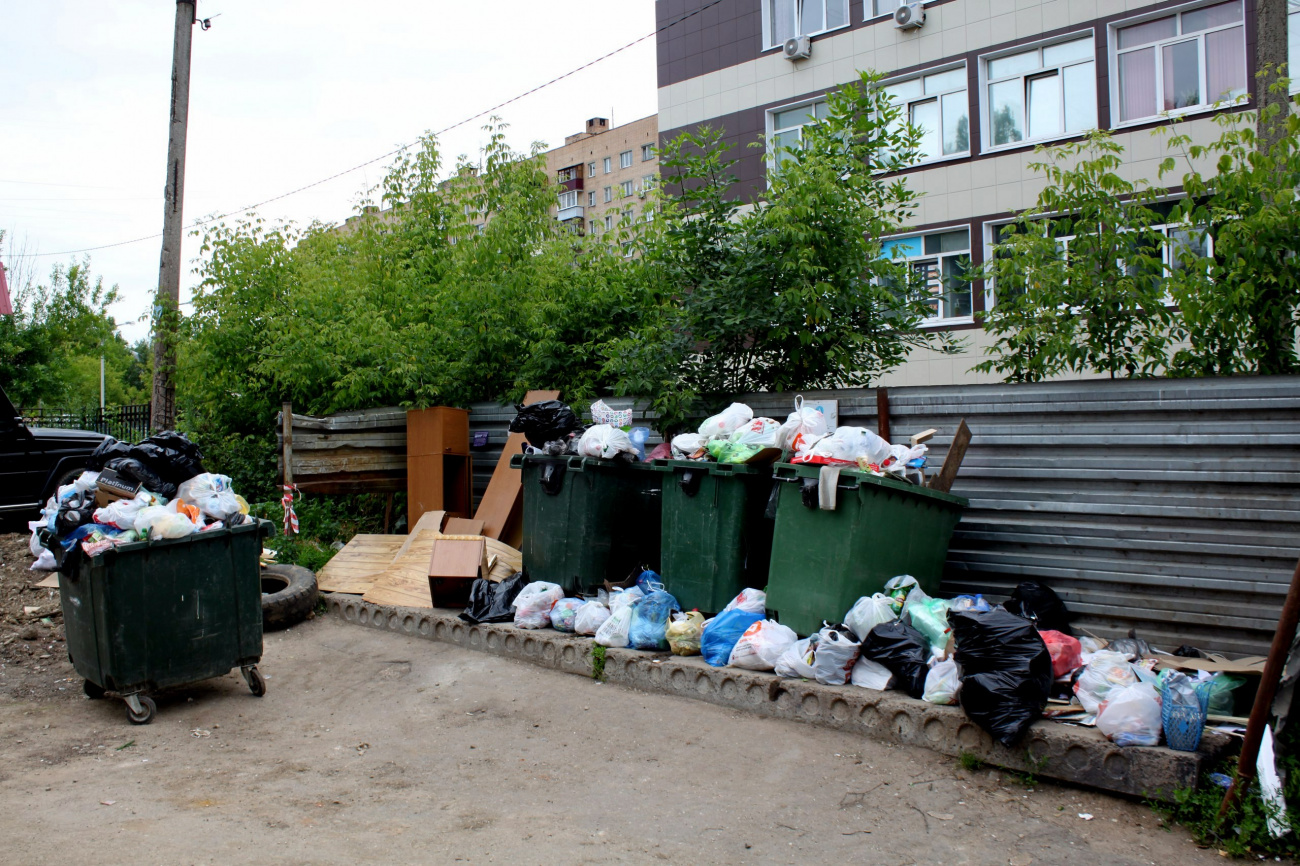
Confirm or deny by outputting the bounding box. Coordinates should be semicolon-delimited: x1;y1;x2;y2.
1162;681;1210;752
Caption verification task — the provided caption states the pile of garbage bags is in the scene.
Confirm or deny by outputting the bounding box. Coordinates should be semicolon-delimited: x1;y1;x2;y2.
510;399;657;463
28;431;252;570
465;568;1245;753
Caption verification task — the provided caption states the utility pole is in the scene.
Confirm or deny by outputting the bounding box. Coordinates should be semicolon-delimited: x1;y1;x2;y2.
150;0;197;433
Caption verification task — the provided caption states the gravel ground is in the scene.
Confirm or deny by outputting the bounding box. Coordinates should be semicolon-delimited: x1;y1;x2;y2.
0;529;76;702
0;612;1230;865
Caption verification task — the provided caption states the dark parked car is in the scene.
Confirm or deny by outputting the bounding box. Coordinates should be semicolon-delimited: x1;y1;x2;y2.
0;386;109;517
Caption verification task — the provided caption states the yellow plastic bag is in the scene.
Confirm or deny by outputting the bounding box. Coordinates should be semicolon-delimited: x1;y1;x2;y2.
666;611;706;656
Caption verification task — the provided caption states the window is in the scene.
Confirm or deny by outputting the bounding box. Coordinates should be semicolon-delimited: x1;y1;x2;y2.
604;214;613;231
984;36;1095;149
603;156;612;174
603;186;613;203
557;166;578;183
619;150;633;169
588;162;596;177
881;228;973;321
869;0;901;17
763;0;849;48
884;65;969;161
769;99;828;167
558;190;578;209
589;219;599;235
643;174;657;190
641;143;654;161
587;191;596;206
1290;1;1300;93
621;180;634;197
1112;1;1246;124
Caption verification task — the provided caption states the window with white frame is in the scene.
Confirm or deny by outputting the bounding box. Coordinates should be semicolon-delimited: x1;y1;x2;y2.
1112;1;1246;124
869;0;902;18
769;99;828;168
589;219;598;235
621;180;634;197
557;166;578;183
763;0;849;48
558;190;578;210
881;227;973;321
643;174;657;190
587;191;596;206
984;35;1096;149
603;156;612;174
604;214;613;231
1289;1;1300;93
884;65;969;161
641;143;654;161
619;150;633;169
588;162;596;177
603;186;613;203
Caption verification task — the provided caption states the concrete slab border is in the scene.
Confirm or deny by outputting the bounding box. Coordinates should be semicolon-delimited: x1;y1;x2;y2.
323;593;1231;801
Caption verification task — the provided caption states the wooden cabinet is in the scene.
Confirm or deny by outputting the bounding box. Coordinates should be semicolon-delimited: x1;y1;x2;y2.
406;407;471;525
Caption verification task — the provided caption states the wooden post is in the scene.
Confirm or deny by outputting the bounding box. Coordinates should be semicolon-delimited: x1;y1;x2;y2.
930;418;971;494
1219;555;1300;819
876;387;891;443
281;401;294;488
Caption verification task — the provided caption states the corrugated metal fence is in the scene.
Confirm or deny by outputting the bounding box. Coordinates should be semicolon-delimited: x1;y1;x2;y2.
467;376;1300;655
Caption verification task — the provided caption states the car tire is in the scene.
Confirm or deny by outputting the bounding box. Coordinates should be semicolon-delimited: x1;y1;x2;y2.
261;563;318;630
45;465;87;502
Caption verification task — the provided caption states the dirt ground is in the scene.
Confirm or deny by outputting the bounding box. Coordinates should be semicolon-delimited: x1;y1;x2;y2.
0;528;74;702
0;600;1234;866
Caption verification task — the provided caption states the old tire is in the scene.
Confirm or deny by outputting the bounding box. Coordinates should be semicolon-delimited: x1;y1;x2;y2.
261;563;318;630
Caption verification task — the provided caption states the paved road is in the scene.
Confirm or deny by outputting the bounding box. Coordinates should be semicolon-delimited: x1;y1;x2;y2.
0;617;1221;865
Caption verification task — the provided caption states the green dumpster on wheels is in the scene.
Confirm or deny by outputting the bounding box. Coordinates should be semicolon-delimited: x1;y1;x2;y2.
45;518;273;724
510;454;662;594
764;463;967;636
653;459;775;614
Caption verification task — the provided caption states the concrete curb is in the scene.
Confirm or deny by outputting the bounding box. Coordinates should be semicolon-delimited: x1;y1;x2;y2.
323;593;1232;801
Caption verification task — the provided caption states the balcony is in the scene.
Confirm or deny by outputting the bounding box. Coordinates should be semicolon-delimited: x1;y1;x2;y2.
556;204;584;222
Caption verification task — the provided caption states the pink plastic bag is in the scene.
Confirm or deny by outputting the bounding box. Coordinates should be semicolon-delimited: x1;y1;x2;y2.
1040;630;1083;678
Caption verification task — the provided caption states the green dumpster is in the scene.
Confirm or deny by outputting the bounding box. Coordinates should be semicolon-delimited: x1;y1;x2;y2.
511;454;662;594
653;459;774;614
765;463;967;636
46;519;273;724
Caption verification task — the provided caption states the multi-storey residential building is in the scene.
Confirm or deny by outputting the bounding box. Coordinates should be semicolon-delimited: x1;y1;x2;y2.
655;0;1300;386
543;115;660;237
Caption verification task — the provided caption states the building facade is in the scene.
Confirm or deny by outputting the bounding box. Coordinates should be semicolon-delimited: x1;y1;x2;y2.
543;114;660;237
655;0;1300;386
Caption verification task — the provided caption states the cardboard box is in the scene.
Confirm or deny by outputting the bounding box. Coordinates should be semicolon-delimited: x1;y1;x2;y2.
94;467;141;508
427;535;488;608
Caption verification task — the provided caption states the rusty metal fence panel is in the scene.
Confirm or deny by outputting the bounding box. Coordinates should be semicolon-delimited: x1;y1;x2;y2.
468;376;1300;655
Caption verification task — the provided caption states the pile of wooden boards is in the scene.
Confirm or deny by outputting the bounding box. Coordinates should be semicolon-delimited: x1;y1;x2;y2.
316;510;523;609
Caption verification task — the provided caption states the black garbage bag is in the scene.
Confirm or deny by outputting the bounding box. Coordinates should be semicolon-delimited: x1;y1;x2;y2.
86;436;132;471
55;491;96;536
128;430;206;486
1003;580;1073;635
509;401;581;448
104;456;176;500
950;608;1053;747
459;572;528;624
860;621;930;699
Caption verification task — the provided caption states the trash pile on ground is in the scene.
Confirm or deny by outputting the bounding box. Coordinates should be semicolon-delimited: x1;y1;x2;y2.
27;431;253;570
459;568;1249;753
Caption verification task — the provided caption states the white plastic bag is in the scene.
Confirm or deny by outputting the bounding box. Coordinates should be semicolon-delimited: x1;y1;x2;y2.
577;424;637;460
73;470;100;493
845;593;897;641
594;604;633;647
670;432;706;458
774;637;818;679
30;549;57;571
93;496;151;532
777;395;829;454
1074;650;1138;714
698;403;753;440
1096;681;1162;746
27;520;46;557
811;627;861;685
721;588;766;615
850;655;894;690
923;658;961;705
608;586;644;615
799;426;891;465
590;399;632;428
135;504;197;539
729;417;781;448
574;601;611;636
511;581;564;629
728;620;798;671
176;473;242;520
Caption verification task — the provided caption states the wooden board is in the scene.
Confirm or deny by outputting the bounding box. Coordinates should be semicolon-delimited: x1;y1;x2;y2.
930;418;971;494
359;516;524;609
316;534;406;594
473;389;560;544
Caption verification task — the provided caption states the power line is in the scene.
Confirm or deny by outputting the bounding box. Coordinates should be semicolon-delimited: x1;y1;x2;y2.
29;1;722;259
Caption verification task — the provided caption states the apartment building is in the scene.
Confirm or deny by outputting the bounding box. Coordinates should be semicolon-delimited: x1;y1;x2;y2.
544;114;660;237
655;0;1300;386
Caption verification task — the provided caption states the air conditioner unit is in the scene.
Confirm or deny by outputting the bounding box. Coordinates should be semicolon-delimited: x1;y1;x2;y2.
783;35;812;61
894;2;925;29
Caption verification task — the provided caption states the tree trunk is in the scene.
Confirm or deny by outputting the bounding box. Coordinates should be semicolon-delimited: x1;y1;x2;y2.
1254;0;1290;152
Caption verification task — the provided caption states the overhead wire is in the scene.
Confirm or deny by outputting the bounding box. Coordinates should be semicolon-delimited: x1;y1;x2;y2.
28;0;724;259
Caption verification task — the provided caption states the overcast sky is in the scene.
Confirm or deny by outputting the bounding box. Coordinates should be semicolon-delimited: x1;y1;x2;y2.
2;1;658;344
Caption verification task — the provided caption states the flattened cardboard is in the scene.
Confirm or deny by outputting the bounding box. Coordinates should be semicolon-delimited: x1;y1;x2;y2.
1151;651;1266;675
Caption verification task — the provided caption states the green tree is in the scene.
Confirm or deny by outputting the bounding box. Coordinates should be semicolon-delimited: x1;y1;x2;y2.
974;132;1175;381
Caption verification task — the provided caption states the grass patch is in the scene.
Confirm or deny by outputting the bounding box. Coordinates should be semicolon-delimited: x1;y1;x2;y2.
591;645;607;682
959;751;984;772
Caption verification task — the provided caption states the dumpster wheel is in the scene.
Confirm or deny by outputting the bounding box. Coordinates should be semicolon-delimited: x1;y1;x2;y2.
125;694;156;725
261;564;318;630
242;664;267;697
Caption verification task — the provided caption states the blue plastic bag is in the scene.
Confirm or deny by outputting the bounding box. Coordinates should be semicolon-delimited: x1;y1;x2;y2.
701;609;764;666
628;590;679;650
635;569;665;595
